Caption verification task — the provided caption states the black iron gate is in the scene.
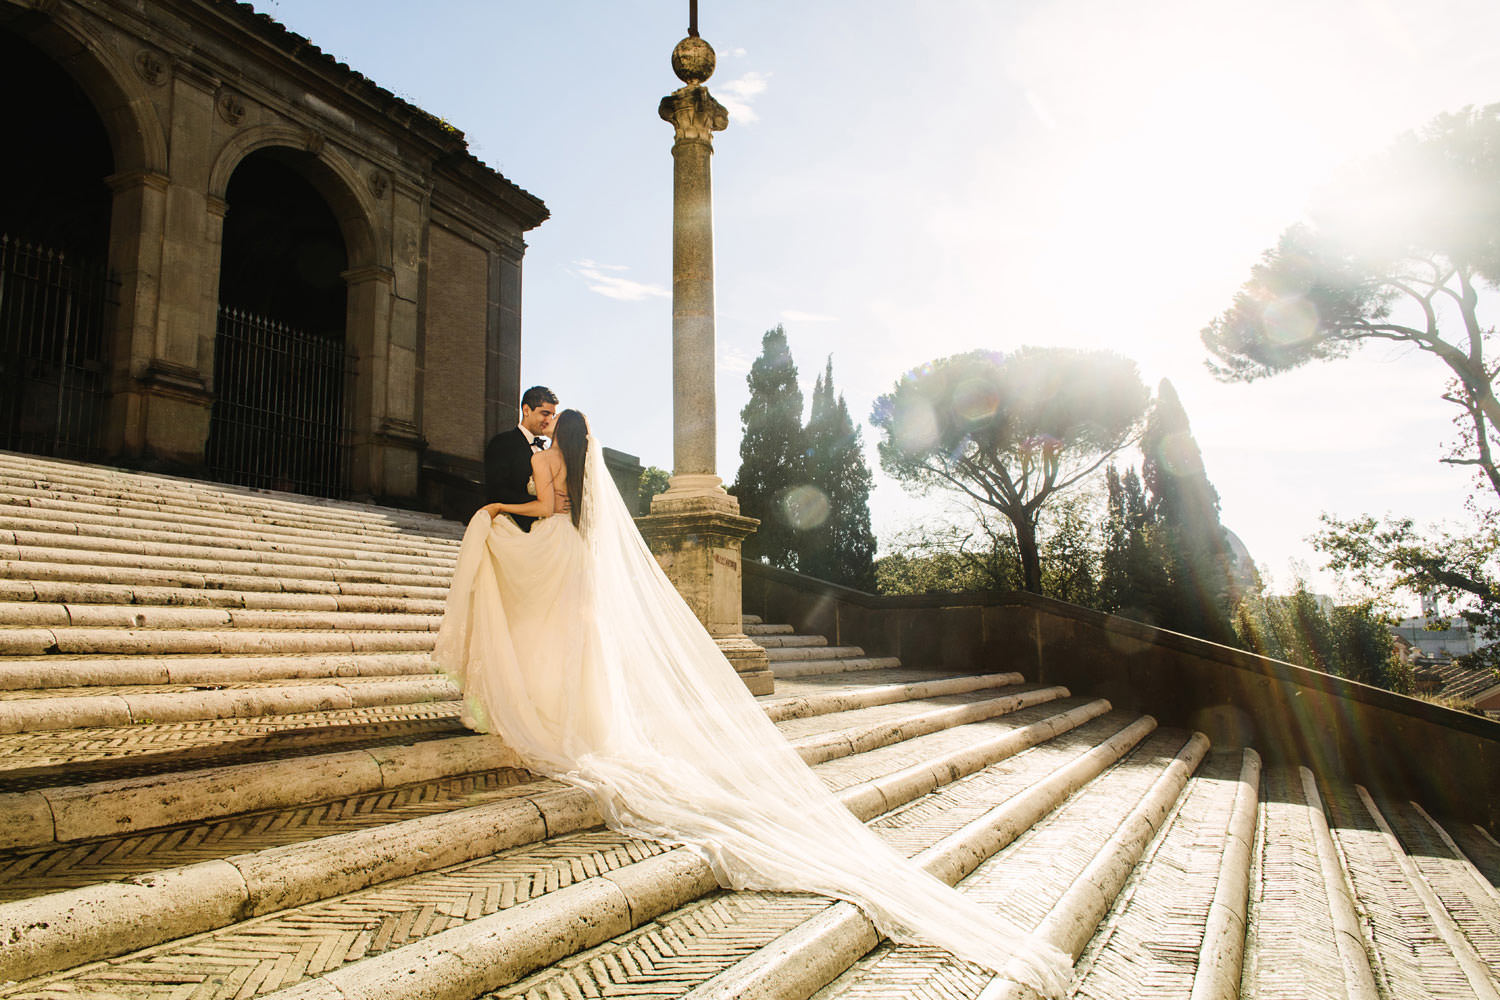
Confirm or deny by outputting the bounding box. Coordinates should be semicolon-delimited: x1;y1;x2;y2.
205;306;351;498
0;235;114;459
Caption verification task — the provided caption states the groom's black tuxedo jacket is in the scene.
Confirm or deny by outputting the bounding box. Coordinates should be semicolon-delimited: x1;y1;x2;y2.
484;427;540;533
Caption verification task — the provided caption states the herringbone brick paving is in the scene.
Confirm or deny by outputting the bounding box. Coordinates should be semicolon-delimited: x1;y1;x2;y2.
1322;782;1476;1000
861;713;1148;857
1072;750;1247;999
1449;821;1500;888
766;668;962;698
769;686;1032;742
0;675;447;701
489;892;833;1000
956;731;1192;927
469;719;1161;1000
0;771;553;902
811;944;989;1000
1239;766;1350;1000
0;695;1068;902
0;705;1148;999
0;712;466;792
807;699;1108;794
811;731;1194;1000
775;685;1060;753
1373;795;1500;976
5;830;672;999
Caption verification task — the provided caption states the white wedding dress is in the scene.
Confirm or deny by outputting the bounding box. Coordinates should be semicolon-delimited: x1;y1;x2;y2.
434;437;1071;998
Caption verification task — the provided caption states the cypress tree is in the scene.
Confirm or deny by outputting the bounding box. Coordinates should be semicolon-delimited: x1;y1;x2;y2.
1142;379;1237;644
800;357;877;589
1099;464;1169;623
733;326;804;568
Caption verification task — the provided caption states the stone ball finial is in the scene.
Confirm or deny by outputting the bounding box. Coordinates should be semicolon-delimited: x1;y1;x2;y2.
671;35;716;85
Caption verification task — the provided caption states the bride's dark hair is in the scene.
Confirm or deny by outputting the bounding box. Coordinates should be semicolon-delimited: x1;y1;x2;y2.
553;409;588;527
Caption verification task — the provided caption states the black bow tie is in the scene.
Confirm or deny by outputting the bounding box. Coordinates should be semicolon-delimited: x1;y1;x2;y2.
531;438;547;450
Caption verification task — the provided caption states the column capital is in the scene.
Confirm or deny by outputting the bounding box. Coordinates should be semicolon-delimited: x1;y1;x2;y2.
105;170;171;194
659;85;728;145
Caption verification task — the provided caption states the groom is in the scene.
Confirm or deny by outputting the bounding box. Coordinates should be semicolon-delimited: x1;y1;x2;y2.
484;385;558;532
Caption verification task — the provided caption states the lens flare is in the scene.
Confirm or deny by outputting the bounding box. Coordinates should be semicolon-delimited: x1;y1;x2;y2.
1154;430;1203;479
892;399;940;453
781;484;830;531
952;377;1000;425
1262;295;1319;346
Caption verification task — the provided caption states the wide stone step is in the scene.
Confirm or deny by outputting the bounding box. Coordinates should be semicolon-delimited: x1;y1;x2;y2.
1321;778;1500;997
0;601;440;633
1358;790;1500;985
0;510;457;572
1071;748;1260;999
754;634;829;649
0;453;465;537
0;701;466;787
141;710;1133;999
764;644;867;662
771;656;905;678
0;651;437;689
0;542;450;591
0;576;446;614
1;527;454;581
0;693;1122;989
0;483;462;552
0;730;517;851
0;490;461;559
745;622;793;636
0;674;459;734
775;683;1069;765
787;727;1203;1000
0;625;438;656
760;670;1025;722
0;674;1080;848
0;755;546;902
0;556;450;600
442;711;1157;1000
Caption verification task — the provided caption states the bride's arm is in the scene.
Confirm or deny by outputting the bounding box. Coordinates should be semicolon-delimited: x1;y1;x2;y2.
483;453;558;518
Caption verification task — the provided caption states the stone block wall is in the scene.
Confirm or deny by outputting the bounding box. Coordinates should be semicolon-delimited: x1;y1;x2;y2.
1;0;546;506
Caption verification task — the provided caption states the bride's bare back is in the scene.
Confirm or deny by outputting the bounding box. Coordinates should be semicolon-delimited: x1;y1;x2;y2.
531;450;570;515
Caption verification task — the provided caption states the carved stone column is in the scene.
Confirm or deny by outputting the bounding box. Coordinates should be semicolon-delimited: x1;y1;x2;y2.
636;30;772;696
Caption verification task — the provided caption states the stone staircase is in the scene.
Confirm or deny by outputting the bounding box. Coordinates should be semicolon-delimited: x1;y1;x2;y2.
0;450;1498;1000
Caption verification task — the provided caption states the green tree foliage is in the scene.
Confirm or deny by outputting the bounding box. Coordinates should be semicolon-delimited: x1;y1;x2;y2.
873;348;1149;593
876;490;1105;603
1203;103;1500;501
1234;585;1412;693
875;549;1000;596
1205;103;1500;664
1314;510;1500;670
637;466;670;513
799;358;877;589
1098;465;1170;623
1141;380;1238;644
733;325;805;568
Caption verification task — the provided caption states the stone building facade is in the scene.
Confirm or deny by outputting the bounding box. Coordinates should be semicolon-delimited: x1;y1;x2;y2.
0;0;547;509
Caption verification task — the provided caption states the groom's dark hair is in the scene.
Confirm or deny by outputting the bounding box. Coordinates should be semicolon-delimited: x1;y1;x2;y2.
521;385;558;410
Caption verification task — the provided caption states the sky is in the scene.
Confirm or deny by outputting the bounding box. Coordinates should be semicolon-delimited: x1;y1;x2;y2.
264;0;1500;605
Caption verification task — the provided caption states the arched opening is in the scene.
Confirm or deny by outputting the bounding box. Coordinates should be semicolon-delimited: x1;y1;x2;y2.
207;148;352;497
0;27;115;458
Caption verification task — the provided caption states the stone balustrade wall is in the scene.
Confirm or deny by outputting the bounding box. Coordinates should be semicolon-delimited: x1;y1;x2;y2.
742;560;1500;833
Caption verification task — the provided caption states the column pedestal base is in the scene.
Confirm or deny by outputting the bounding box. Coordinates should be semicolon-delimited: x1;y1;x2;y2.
637;491;773;696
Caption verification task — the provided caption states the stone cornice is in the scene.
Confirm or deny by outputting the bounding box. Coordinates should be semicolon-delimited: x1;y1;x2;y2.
634;507;761;542
133;0;546;226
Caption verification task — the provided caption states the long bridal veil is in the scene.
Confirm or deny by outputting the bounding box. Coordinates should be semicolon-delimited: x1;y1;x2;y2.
435;436;1072;998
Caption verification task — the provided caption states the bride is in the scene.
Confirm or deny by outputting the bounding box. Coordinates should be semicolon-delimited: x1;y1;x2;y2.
435;409;1071;998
